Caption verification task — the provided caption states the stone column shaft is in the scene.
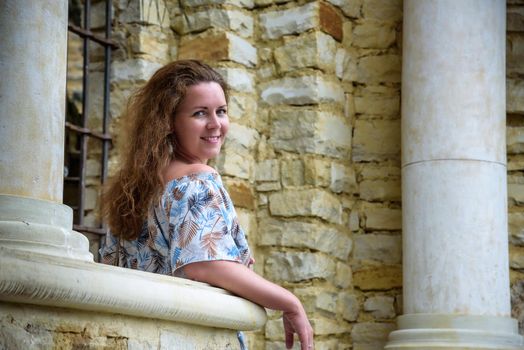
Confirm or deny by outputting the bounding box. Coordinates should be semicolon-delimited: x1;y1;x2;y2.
0;0;91;261
386;0;523;348
0;1;67;202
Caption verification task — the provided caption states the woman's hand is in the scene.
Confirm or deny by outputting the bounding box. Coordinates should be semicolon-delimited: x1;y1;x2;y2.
283;301;314;350
183;260;314;349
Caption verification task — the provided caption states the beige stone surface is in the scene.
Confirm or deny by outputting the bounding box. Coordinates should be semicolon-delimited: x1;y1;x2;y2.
269;189;342;224
258;217;352;260
0;302;239;350
353;19;397;49
264;251;336;282
365;208;402;231
353;234;402;264
364;295;396;319
351;322;396;342
270;108;351;158
353;119;401;161
353;265;402;290
356;54;401;84
274;31;337;73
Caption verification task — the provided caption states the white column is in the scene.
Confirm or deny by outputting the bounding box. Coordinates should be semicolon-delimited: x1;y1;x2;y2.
0;0;92;261
386;1;523;349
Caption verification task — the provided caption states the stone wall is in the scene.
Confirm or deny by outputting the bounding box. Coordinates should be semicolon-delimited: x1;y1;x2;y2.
508;0;524;335
73;0;524;349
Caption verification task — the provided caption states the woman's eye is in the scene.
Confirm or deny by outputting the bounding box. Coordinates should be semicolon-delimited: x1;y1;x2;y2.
217;108;227;116
193;110;206;117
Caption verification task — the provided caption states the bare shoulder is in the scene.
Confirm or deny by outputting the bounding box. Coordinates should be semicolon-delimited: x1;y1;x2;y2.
163;161;217;183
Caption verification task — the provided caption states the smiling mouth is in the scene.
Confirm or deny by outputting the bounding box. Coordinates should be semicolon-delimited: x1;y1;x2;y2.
201;136;221;142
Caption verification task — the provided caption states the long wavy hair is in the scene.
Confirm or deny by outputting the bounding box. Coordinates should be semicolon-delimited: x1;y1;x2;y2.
101;60;228;239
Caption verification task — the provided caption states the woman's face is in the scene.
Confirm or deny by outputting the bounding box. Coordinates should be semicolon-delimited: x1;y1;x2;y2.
173;82;229;164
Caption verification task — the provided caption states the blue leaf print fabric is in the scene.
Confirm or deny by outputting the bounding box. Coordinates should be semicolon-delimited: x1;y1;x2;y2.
100;172;252;275
100;172;252;349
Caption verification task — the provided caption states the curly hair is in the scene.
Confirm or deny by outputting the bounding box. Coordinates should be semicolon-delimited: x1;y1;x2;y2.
101;60;228;239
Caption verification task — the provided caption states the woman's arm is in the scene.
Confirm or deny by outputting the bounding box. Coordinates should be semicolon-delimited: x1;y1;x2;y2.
183;260;314;350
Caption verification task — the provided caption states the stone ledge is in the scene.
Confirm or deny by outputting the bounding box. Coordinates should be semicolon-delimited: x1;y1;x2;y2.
0;248;266;331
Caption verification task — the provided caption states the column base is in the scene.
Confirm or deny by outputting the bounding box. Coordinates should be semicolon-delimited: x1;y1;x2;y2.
0;195;93;261
385;314;524;350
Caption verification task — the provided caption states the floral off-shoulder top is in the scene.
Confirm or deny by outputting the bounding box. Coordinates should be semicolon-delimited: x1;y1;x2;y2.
100;172;252;277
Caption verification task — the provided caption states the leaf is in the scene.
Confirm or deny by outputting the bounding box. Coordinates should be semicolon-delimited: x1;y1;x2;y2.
172;187;184;201
219;187;231;210
200;231;222;258
178;219;199;248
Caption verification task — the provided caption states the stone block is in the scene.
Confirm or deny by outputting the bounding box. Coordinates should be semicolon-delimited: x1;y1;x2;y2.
351;322;396;342
365;208;402;231
181;0;254;8
294;287;338;314
270;108;351;158
508;6;524;31
326;0;362;18
360;163;401;179
509;212;524;245
349;211;360;232
261;74;345;105
363;296;396;319
509;155;524;171
339;292;360;321
264;318;284;340
274;32;337;73
330;163;357;194
509;183;524;205
336;48;358;82
256;182;281;192
305;158;331;187
360;179;401;202
508;79;524;114
354;94;400;117
508;34;524;75
356;54;401;84
269;189;343;224
178;32;257;67
227;93;257;125
236;209;255;237
215;145;254;180
224;180;255;210
128;26;169;61
259;2;342;41
510;246;524;269
353;234;401;264
112;59;163;83
258;218;352;260
353;265;402;290
227;123;259;149
319;1;343;41
335;262;353;289
255;159;280;182
353;20;396;49
311;317;350;335
362;0;402;22
352;119;400;161
117;0;169;27
216;67;255;93
264;252;336;282
281;159;305;187
174;8;253;37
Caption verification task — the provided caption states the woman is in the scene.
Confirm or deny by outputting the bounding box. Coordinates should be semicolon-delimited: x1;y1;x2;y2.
100;60;313;350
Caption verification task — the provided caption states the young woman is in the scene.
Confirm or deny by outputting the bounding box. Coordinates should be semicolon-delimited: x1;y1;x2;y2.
100;60;313;350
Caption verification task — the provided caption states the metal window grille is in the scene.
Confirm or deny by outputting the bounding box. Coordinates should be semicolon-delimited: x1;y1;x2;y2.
65;0;117;258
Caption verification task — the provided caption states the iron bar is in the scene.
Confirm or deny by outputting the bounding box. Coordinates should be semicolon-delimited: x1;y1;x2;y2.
65;121;112;141
68;23;118;49
77;0;91;226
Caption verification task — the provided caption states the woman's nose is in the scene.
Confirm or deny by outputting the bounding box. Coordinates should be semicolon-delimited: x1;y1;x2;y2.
207;113;220;129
